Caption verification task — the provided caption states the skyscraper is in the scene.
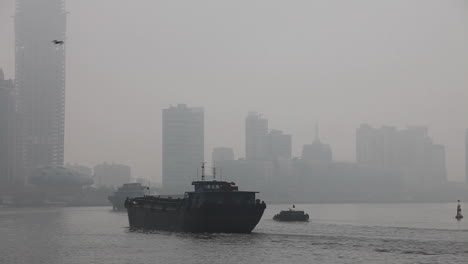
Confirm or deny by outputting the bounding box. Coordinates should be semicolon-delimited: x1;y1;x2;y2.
0;69;18;191
162;104;204;193
15;0;66;175
356;124;446;187
267;129;292;159
245;112;268;160
302;125;332;162
465;129;468;184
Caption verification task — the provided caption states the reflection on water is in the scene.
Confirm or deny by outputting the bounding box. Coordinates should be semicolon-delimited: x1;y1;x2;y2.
1;204;467;264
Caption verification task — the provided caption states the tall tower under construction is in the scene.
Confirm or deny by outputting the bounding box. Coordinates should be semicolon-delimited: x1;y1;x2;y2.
15;0;66;175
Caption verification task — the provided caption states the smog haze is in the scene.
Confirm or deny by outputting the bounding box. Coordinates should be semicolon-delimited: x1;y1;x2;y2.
1;0;467;182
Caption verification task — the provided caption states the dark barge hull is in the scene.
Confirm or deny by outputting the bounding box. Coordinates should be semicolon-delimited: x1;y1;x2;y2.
127;203;265;233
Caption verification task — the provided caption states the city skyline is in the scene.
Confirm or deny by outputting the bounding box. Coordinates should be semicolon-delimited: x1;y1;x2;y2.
0;0;466;182
1;2;467;263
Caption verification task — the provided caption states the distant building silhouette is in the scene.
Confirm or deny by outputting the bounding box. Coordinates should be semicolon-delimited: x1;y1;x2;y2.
162;104;204;193
245;112;268;160
212;147;234;164
267;129;292;160
245;112;292;161
214;158;274;195
15;0;67;177
356;124;446;187
466;129;468;184
0;69;19;192
214;113;293;200
301;125;332;162
94;162;131;188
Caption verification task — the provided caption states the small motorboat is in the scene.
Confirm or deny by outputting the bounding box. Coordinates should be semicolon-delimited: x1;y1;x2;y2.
273;205;309;222
456;200;463;220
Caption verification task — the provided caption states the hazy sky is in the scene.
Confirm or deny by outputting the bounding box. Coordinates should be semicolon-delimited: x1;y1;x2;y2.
1;0;467;182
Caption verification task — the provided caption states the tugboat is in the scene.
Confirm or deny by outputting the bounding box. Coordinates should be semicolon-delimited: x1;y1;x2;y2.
108;183;148;211
456;200;463;220
125;163;266;233
273;205;309;222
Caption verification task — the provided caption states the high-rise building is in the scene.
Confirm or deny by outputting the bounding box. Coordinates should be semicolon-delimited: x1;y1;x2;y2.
356;124;446;187
15;0;66;176
94;162;131;188
212;147;235;164
301;125;332;162
162;104;204;193
245;112;268;160
465;129;468;184
0;69;18;191
268;129;292;159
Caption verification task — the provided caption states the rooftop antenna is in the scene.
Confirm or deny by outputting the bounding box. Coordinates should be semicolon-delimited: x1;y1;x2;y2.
201;162;206;181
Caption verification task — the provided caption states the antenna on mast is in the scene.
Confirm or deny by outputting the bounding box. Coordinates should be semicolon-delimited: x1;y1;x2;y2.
201;162;206;181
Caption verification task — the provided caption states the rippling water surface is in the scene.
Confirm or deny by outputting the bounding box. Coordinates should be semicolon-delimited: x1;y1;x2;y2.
1;203;467;264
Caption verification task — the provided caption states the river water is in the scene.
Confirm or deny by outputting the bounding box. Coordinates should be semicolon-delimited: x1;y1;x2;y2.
1;203;467;264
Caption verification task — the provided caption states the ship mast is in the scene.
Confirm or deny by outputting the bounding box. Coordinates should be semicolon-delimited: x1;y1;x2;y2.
201;162;206;181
